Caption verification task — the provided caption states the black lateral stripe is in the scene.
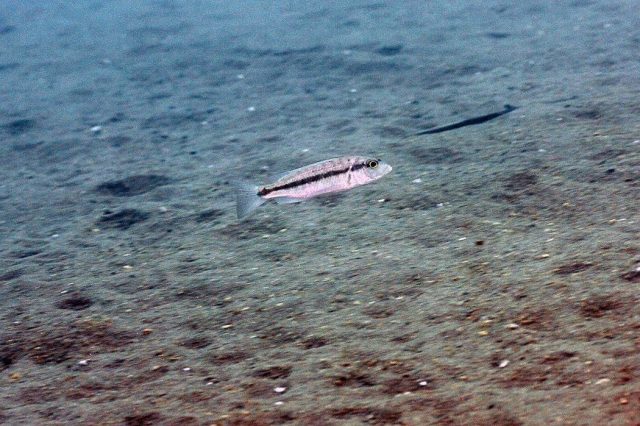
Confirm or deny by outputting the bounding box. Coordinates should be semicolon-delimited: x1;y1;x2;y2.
259;162;366;196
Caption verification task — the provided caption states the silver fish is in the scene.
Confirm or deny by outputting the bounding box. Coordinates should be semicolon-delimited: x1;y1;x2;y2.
235;156;392;219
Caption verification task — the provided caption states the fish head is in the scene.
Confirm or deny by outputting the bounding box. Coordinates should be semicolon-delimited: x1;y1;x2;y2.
361;158;392;180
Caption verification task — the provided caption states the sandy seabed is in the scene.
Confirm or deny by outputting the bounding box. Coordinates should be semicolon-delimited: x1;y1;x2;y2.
1;1;639;425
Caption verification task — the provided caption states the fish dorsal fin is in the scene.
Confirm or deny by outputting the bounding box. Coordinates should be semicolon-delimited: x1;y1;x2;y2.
269;158;341;184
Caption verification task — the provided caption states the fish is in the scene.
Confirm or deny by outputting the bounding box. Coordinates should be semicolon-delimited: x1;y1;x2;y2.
414;104;517;135
235;156;392;219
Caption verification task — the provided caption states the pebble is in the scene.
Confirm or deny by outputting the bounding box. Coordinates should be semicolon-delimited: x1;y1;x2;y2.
499;360;509;368
274;386;286;393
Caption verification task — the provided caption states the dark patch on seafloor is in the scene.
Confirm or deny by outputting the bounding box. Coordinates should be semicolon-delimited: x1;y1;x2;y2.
97;209;150;230
2;118;36;135
95;174;172;196
2;2;640;425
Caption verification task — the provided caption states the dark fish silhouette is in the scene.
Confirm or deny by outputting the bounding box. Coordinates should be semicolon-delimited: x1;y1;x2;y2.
415;104;518;135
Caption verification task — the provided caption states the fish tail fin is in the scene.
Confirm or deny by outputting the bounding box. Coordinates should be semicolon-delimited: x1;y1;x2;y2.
234;181;265;219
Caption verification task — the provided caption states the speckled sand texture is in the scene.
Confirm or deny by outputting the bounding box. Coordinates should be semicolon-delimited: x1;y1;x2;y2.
1;1;639;425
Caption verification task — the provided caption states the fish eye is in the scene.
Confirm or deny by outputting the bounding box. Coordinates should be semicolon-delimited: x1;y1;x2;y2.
366;159;379;168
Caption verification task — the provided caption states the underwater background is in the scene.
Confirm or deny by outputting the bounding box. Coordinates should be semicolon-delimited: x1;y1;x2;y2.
1;1;639;425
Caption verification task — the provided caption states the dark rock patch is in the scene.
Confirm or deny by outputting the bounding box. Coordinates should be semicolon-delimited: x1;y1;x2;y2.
18;320;136;365
573;108;602;120
329;406;401;424
167;416;198;425
124;412;164;426
109;112;126;122
579;295;625;318
0;63;19;72
0;344;21;371
181;336;212;349
553;262;592;275
10;249;41;259
257;326;304;345
96;174;171;196
0;269;23;281
332;370;376;388
486;32;510;39
98;209;150;230
620;269;640;282
252;365;292;379
362;304;395;319
541;351;577;363
300;336;328;349
0;25;16;35
376;44;403;56
56;294;93;310
3;118;36;135
516;306;556;331
503;171;538;191
208;350;250;365
381;373;434;395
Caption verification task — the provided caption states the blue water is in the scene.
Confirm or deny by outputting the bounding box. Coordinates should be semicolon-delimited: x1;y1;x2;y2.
1;1;639;424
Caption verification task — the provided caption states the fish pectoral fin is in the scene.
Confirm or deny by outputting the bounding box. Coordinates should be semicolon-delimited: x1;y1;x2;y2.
274;196;304;204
